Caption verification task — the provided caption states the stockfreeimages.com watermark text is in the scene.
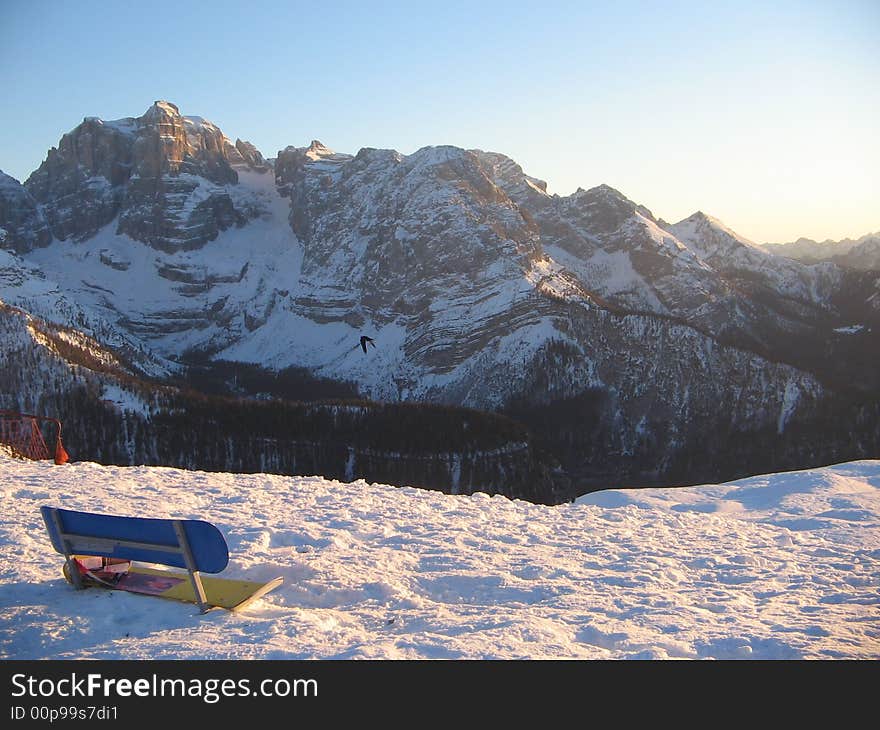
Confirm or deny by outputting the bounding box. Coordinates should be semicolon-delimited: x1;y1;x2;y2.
10;672;317;705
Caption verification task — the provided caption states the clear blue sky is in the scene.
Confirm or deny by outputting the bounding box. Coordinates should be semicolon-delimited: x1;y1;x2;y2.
1;0;877;242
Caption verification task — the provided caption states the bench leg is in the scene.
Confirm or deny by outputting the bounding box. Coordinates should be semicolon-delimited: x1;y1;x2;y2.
49;508;83;590
64;553;84;590
173;521;210;613
187;570;210;614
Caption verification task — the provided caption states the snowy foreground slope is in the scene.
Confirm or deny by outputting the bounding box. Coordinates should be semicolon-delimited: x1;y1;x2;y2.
0;454;877;660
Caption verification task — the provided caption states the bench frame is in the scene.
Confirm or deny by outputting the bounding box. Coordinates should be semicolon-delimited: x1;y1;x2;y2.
43;507;213;613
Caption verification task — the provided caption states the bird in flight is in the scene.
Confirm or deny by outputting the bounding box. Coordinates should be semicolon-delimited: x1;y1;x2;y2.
359;335;376;353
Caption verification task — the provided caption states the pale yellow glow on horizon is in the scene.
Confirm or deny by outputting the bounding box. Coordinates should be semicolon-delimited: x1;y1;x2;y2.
532;120;878;244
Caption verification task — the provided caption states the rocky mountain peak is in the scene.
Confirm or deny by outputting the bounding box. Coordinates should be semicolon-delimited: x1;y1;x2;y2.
352;147;402;165
141;100;181;120
583;183;625;198
670;210;759;256
470;150;549;207
305;140;335;160
275;140;353;181
16;101;269;251
680;210;735;231
0;171;22;191
571;184;643;213
0;170;52;254
227;139;270;171
130;100;190;180
556;184;650;237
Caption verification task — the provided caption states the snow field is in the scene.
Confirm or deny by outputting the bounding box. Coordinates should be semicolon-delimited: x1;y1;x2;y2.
0;455;877;660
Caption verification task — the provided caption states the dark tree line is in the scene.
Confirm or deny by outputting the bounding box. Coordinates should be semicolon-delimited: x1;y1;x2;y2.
177;355;361;402
17;383;569;504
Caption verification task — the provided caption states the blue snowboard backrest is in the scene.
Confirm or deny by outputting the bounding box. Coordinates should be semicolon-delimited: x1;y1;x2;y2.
41;506;229;574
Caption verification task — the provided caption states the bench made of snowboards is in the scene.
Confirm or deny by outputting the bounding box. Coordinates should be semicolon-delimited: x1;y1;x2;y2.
41;506;282;613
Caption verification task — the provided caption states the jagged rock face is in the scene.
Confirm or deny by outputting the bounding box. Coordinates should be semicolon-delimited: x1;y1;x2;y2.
23;117;132;242
24;101;261;252
474;151;548;203
475;155;738;320
475;152;880;360
228;139;270;172
0;172;52;254
267;142;856;430
117;172;245;254
275;142;545;342
668;211;842;298
276;142;880;414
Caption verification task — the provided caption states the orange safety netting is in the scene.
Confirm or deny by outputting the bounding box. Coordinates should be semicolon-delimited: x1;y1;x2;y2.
0;410;69;464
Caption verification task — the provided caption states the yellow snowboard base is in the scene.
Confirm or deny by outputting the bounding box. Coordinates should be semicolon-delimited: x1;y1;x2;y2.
64;560;283;612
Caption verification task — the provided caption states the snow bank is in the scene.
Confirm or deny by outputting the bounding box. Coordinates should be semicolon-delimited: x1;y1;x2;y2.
1;455;877;659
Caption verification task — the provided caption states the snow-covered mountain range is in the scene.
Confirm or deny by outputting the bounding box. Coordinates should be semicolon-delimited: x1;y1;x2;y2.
763;232;880;271
1;101;878;495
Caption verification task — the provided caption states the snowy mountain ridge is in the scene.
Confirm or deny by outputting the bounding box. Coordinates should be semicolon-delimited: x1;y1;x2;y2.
1;100;878;492
763;232;880;271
